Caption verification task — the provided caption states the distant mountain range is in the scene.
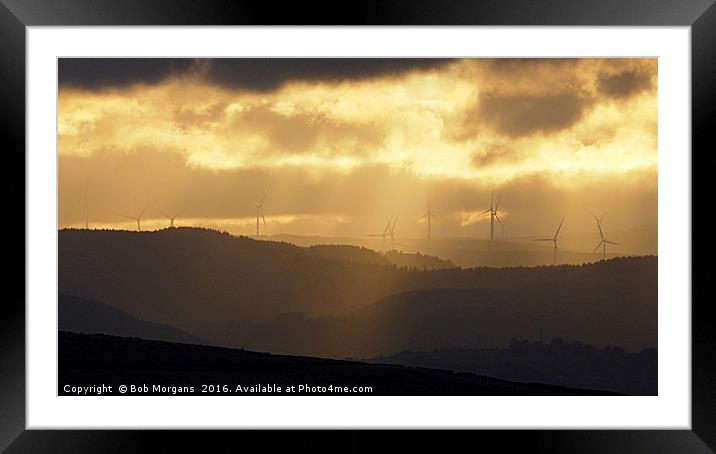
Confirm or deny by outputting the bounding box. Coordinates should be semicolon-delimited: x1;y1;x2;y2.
270;224;657;267
59;228;656;357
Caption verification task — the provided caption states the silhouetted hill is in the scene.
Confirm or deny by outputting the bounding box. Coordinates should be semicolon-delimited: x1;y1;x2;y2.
304;243;453;269
59;294;206;345
59;228;656;339
59;228;656;355
208;284;656;357
58;331;618;396
369;340;657;395
383;250;456;270
304;243;390;265
403;246;622;268
61;227;397;323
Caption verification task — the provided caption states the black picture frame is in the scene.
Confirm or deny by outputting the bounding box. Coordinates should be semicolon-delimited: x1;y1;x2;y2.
4;0;711;451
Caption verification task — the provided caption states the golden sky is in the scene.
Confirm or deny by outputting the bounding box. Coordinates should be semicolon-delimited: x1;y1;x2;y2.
58;58;657;241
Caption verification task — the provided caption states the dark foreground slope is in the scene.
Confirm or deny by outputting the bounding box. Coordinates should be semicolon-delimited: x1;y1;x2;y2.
58;332;617;396
371;342;657;395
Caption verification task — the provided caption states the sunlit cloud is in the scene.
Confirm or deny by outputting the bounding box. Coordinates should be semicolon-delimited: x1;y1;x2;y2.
58;58;657;243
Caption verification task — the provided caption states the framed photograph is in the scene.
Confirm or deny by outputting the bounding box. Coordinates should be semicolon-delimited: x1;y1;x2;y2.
7;0;711;451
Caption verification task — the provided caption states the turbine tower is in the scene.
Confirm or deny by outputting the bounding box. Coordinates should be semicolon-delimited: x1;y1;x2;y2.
590;211;619;260
159;208;185;228
255;191;268;237
120;202;151;232
481;188;504;250
534;218;564;265
82;183;89;229
418;193;438;240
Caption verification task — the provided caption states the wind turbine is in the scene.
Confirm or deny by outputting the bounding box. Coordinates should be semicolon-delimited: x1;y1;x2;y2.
82;183;89;229
481;188;504;250
418;193;438;240
387;212;400;249
369;215;394;250
590;211;619;260
120;202;151;232
534;218;564;265
255;191;268;237
159;208;185;228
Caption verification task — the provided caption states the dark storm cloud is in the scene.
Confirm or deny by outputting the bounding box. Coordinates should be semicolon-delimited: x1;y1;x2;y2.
484;58;581;74
597;69;653;99
59;58;454;91
465;92;593;138
58;58;195;90
204;58;454;91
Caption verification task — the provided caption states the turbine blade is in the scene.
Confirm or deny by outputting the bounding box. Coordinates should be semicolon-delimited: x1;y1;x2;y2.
384;215;393;233
480;209;491;215
592;241;604;253
495;194;502;211
174;208;186;218
260;190;269;205
262;212;267;232
139;202;151;218
159;210;171;219
534;238;553;241
605;240;620;245
555;218;564;238
119;215;136;220
592;216;603;239
587;208;604;236
418;214;427;221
